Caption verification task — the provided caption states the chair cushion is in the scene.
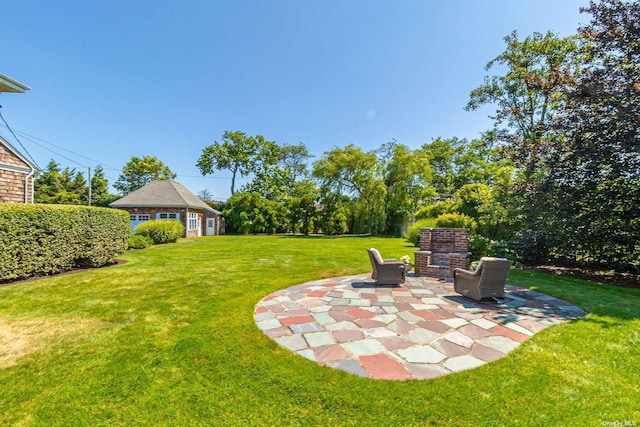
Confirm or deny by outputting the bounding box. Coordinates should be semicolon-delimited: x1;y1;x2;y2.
369;248;383;264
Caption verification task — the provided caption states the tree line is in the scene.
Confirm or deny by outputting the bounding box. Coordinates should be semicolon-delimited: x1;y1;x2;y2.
34;0;639;273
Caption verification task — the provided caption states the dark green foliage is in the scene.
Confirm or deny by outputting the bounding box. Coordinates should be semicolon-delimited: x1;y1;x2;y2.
510;230;552;265
34;161;118;206
222;192;286;235
541;0;640;273
135;220;184;244
0;204;129;281
35;160;89;205
128;234;153;249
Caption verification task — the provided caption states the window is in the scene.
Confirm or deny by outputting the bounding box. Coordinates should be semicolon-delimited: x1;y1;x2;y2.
132;214;150;221
157;212;179;220
188;212;199;231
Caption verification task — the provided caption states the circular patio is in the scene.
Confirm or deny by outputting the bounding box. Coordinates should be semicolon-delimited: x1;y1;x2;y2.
254;273;587;380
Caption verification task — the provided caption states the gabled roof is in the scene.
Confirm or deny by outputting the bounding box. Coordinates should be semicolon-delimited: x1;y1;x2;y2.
0;135;40;173
0;72;31;93
109;180;220;214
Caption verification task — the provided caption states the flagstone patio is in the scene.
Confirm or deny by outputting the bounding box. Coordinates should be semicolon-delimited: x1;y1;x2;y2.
254;273;587;380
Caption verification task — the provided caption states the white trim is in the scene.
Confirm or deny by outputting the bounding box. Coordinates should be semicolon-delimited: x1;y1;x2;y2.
0;136;39;172
0;72;31;93
24;168;35;203
156;212;180;220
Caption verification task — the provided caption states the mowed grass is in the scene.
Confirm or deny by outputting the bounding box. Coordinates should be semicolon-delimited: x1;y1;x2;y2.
0;235;638;426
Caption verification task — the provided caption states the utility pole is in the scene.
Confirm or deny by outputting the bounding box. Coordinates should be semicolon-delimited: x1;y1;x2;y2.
88;166;92;206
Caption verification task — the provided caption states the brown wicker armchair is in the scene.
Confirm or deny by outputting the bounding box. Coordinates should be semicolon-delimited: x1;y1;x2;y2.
453;257;511;301
367;248;406;286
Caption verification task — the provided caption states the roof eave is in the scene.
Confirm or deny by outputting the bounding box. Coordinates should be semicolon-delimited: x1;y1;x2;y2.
0;73;31;93
110;202;220;213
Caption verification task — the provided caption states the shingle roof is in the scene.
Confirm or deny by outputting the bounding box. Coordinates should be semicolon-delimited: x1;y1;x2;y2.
109;180;220;214
0;135;40;173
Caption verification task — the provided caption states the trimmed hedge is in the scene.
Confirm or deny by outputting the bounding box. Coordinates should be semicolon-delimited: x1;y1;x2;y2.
128;234;154;249
435;213;477;233
0;204;130;282
135;220;184;244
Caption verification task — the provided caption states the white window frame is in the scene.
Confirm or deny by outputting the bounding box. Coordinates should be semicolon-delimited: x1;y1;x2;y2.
188;212;199;231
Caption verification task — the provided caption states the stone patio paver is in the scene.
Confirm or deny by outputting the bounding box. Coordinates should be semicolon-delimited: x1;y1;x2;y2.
255;273;587;380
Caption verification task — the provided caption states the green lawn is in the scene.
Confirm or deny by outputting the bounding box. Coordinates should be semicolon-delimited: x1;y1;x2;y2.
1;236;638;426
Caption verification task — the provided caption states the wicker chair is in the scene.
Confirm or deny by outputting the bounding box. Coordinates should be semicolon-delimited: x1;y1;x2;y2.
367;248;406;285
453;257;511;301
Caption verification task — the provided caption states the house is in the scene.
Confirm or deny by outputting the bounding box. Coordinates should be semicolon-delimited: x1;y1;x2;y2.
109;180;223;237
0;135;39;203
1;73;36;203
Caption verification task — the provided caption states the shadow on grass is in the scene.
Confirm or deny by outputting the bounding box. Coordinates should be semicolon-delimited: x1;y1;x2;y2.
508;269;640;321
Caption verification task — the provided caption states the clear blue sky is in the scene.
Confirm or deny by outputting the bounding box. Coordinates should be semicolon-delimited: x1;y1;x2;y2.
2;0;590;201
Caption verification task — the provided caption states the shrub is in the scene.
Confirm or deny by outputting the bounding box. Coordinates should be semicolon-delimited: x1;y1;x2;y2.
468;234;493;261
435;213;477;233
135;220;184;244
405;219;437;247
128;234;154;249
0;204;129;282
414;199;457;220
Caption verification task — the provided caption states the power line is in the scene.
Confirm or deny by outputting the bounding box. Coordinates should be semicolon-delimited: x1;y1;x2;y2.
0;106;41;170
6;126;121;171
0;123;240;188
0;124;121;182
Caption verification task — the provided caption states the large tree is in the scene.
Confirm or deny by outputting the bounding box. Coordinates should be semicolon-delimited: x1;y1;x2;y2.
35;160;88;205
114;155;176;195
90;165;116;206
543;0;640;271
197;131;258;196
466;30;581;182
313;144;386;234
379;142;434;236
239;135;285;200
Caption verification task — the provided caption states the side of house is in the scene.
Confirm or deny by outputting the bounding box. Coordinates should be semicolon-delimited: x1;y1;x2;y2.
0;136;38;203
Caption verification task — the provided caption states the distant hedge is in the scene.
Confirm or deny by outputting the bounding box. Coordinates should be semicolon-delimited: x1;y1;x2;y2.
0;204;130;282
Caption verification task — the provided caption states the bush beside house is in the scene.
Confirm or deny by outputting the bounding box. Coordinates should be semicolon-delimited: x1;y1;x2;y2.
135;219;184;244
0;204;129;282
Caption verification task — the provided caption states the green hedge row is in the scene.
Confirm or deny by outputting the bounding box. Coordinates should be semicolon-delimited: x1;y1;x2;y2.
0;204;130;282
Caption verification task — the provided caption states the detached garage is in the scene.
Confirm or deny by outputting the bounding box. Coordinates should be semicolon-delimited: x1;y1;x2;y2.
109;180;223;237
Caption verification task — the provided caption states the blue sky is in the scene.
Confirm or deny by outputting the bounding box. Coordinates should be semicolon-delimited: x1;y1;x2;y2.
2;0;590;201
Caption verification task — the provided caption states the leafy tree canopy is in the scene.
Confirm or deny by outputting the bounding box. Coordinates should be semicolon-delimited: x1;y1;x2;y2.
114;155;176;195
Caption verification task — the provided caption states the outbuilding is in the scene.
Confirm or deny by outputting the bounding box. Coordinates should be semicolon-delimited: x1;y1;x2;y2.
109;180;223;237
